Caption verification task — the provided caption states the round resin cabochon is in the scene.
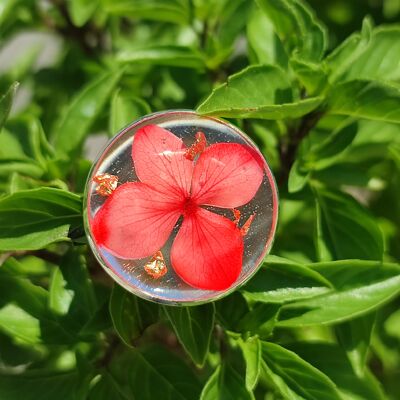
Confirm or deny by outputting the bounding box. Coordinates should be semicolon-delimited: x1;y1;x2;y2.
84;110;278;305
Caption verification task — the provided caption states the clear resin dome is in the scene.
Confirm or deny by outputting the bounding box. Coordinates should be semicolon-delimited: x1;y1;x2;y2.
84;110;278;305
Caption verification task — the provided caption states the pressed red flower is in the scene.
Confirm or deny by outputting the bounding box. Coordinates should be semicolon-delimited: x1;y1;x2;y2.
91;124;264;291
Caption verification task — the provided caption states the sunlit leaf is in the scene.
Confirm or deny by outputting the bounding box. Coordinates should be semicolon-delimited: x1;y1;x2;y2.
197;65;323;119
53;71;123;156
0;188;82;251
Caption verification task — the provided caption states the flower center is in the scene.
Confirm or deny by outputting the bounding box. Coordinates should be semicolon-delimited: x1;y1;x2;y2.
183;197;198;216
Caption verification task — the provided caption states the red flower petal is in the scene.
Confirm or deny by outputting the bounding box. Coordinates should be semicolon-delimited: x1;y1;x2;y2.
191;143;264;208
132;124;193;200
91;182;181;259
171;207;243;290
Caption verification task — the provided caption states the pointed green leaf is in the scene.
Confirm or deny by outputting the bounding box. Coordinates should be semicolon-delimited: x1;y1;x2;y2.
109;285;158;347
235;303;280;338
197;65;323;119
164;304;215;366
256;0;327;62
53;71;123;155
239;336;262;391
261;342;342;400
304;120;358;171
0;303;41;344
314;187;384;261
326;17;373;83
278;261;400;326
0;188;82;251
327;80;400;123
109;90;151;134
287;342;386;400
329;25;400;83
242;255;332;304
247;8;288;68
111;346;201;400
118;46;205;69
288;158;310;193
335;314;376;377
49;267;74;316
200;364;254;400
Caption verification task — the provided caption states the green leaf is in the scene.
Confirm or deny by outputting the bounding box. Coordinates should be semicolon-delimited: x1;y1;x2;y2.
26;118;56;171
3;255;50;277
277;261;400;327
329;25;400;83
109;90;151;134
215;292;251;331
288;158;310;193
200;364;254;400
0;370;90;400
286;342;386;400
309;259;400;288
53;71;123;155
0;120;54;180
103;0;190;24
303;120;358;171
59;249;97;313
235;303;280;338
117;45;205;69
326;17;373;83
109;285;158;347
197;65;323;119
312;164;370;188
335;314;376;377
247;8;288;68
0;159;44;178
314;187;384;261
0;82;18;130
79;298;112;336
239;336;262;391
51;249;98;336
326;80;400;123
0;331;43;368
111;346;202;400
164;303;215;367
201;0;251;69
256;0;327;62
0;303;41;344
313;183;382;376
0;259;78;344
49;267;74;316
68;0;99;27
0;188;82;251
261;341;342;400
0;260;49;317
385;308;400;340
241;255;332;304
290;58;327;95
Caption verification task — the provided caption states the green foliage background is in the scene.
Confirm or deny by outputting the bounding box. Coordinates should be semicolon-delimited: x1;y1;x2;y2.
0;0;400;399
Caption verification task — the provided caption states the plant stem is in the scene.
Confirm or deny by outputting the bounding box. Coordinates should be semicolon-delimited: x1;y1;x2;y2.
278;110;324;186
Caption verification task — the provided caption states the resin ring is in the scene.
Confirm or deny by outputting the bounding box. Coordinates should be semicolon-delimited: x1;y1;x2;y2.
84;110;278;305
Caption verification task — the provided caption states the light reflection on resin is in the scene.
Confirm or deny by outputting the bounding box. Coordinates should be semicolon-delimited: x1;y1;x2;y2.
84;110;278;305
